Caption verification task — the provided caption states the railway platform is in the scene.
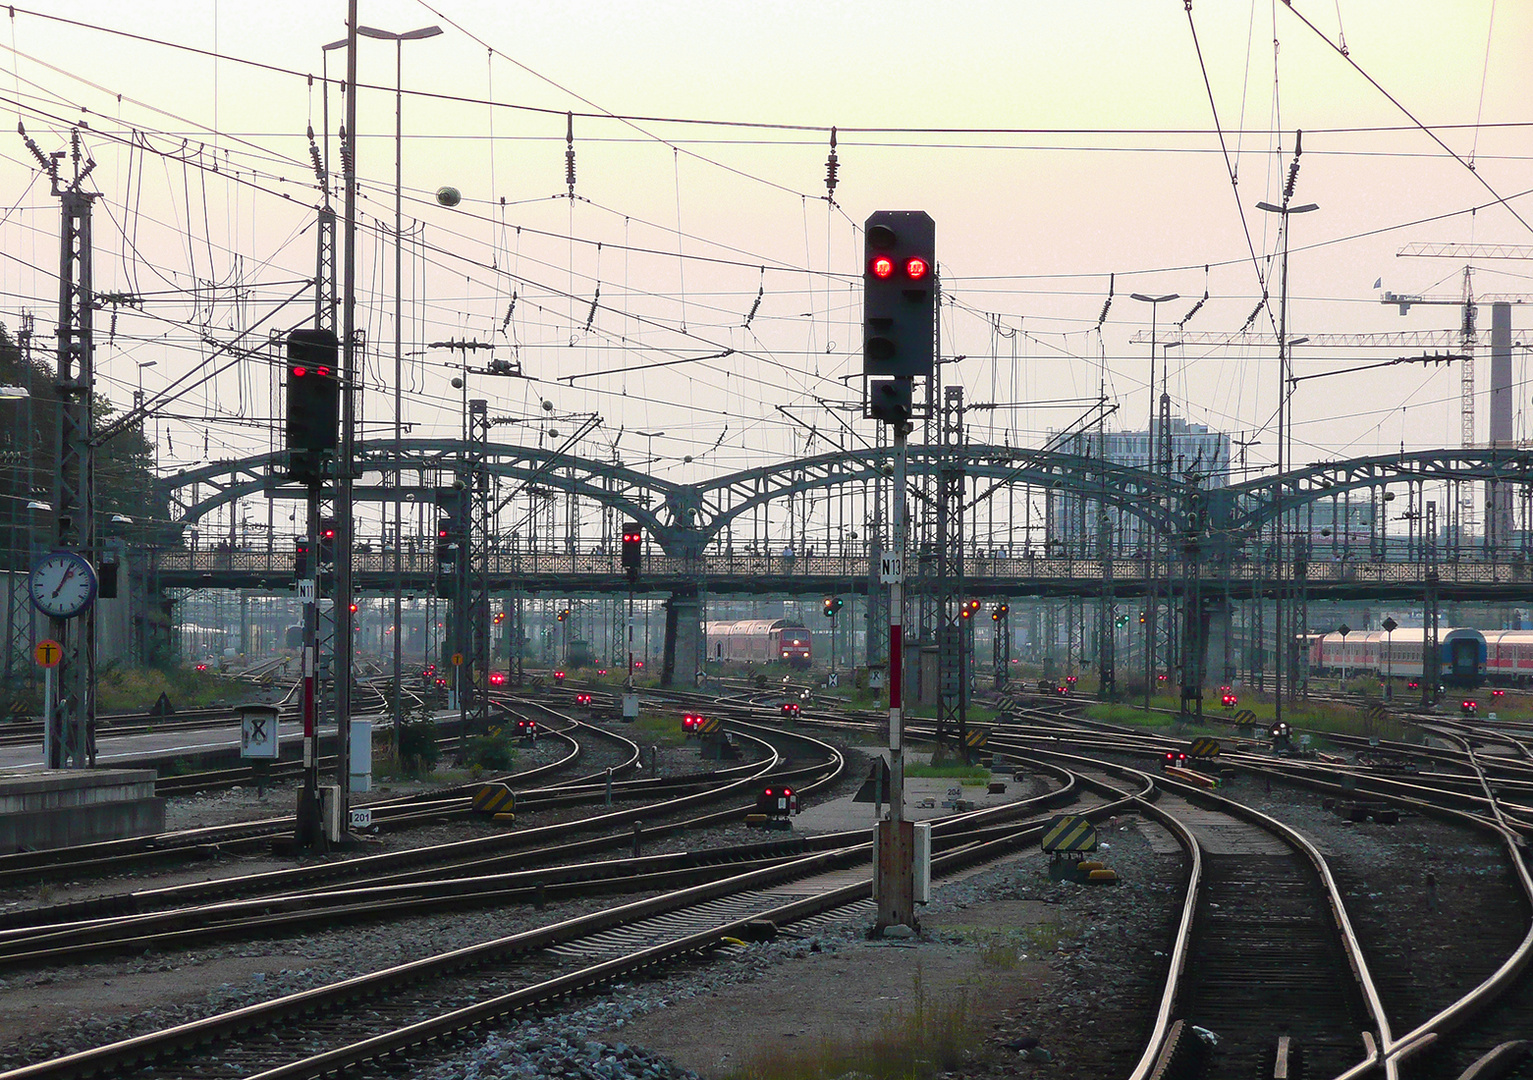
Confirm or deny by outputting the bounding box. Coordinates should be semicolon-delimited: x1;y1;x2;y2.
0;768;164;853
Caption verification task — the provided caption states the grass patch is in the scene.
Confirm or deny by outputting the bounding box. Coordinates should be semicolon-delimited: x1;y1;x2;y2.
629;712;690;747
1084;702;1175;728
1087;696;1406;745
97;663;242;712
727;968;988;1080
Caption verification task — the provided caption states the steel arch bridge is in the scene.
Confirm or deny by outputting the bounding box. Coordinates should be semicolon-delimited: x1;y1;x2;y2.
155;441;1533;559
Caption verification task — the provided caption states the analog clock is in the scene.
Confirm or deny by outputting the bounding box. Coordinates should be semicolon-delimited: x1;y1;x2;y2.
29;551;98;619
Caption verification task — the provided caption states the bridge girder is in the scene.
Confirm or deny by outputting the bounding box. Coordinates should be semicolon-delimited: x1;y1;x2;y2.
155;442;1533;557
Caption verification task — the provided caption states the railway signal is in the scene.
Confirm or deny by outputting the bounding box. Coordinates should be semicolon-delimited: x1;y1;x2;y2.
756;785;797;818
434;516;460;598
318;519;337;565
863;210;935;379
992;603;1009;622
1461;699;1478;717
960;599;981;619
285;328;340;480
621;521;642;582
293;538;310;577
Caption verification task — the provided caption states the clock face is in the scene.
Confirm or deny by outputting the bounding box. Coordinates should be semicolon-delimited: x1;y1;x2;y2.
30;552;97;619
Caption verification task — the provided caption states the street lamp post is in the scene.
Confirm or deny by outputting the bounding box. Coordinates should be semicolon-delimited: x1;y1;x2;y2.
1258;176;1319;733
1129;292;1178;715
356;21;441;746
1382;615;1397;700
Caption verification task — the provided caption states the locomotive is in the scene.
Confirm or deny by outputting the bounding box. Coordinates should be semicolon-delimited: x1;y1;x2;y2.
704;618;813;669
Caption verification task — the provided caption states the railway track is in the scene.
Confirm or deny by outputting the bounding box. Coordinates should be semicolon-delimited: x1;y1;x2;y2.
0;740;1107;1080
0;713;610;888
993;704;1533;1078
7;686;1532;1078
0;721;841;956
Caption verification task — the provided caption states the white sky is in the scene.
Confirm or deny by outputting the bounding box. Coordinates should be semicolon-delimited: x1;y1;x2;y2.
1;1;1530;526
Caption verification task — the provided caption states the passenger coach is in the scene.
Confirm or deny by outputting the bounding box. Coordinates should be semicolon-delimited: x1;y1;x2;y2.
1308;627;1486;687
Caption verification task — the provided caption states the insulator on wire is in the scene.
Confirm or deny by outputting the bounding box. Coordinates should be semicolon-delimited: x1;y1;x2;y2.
1096;273;1114;328
564;111;576;195
824;127;838;198
502;292;517;332
1283;130;1303;200
1240;296;1267;333
584;285;600;331
338;126;352;176
745;277;764;327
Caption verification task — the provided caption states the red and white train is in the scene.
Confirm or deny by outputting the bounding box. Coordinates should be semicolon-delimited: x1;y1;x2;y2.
704;619;813;669
1307;626;1492;687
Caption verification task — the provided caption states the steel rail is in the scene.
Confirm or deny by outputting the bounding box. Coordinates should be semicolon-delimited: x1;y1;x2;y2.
996;738;1391;1078
1001;707;1533;1077
0;749;1069;1080
197;761;1139;1080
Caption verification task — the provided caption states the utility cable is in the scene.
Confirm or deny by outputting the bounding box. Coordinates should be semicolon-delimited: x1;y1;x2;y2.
1281;0;1533;236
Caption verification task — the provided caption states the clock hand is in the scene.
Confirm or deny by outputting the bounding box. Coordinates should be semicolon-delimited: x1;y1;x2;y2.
51;567;75;598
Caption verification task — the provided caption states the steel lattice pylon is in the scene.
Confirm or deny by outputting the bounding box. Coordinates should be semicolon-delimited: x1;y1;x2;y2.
465;399;491;731
935;386;967;753
51;171;98;767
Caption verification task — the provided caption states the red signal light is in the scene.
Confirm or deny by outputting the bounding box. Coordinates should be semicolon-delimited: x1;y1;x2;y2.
348;603;358;614
292;365;307;378
905;256;929;280
316;365;331;377
870;255;895;279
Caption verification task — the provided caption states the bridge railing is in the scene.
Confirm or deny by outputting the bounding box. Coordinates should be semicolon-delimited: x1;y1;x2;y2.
149;547;1533;586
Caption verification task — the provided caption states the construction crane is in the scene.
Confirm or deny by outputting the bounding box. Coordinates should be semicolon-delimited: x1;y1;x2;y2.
1386;245;1533;539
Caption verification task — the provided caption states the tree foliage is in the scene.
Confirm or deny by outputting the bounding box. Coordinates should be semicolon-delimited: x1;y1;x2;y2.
0;321;172;569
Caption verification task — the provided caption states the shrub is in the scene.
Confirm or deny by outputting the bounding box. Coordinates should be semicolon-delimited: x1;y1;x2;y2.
395;717;441;776
461;729;517;771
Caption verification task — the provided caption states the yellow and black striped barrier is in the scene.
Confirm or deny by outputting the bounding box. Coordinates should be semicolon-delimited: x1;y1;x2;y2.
1188;737;1221;759
696;715;723;737
472;782;516;820
964;726;991;751
1041;813;1098;854
1232;708;1257;726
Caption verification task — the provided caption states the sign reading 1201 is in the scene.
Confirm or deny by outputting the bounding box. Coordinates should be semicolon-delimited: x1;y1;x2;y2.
29;551;98;619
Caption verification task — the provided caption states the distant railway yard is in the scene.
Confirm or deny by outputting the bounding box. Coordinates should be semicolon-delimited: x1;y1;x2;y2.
0;676;1529;1080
